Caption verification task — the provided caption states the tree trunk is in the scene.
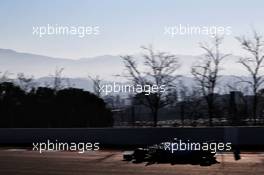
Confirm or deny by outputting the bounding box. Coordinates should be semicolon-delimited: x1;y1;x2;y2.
207;94;214;126
152;108;158;127
180;103;185;126
253;94;258;125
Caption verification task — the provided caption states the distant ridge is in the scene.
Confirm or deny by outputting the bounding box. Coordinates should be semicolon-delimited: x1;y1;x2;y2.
0;48;246;80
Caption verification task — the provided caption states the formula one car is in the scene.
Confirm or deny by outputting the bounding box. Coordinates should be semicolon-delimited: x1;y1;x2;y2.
123;141;217;166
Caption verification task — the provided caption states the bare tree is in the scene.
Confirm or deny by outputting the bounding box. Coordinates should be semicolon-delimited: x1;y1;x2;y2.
236;31;264;124
89;75;103;97
121;45;180;127
178;82;203;126
191;36;230;126
17;73;36;92
53;67;65;91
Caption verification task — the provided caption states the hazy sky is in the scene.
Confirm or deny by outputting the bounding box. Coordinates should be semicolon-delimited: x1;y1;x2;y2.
0;0;263;59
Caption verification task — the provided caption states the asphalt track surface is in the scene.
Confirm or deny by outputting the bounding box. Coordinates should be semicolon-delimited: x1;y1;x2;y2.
0;149;263;175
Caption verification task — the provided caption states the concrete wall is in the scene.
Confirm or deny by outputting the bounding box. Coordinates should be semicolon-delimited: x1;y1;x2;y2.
0;127;263;147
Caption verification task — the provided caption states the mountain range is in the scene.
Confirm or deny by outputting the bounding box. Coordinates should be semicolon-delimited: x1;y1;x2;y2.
0;48;252;92
0;48;246;79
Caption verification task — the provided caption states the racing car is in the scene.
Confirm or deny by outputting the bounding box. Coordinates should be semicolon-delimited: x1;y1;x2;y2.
123;140;217;165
